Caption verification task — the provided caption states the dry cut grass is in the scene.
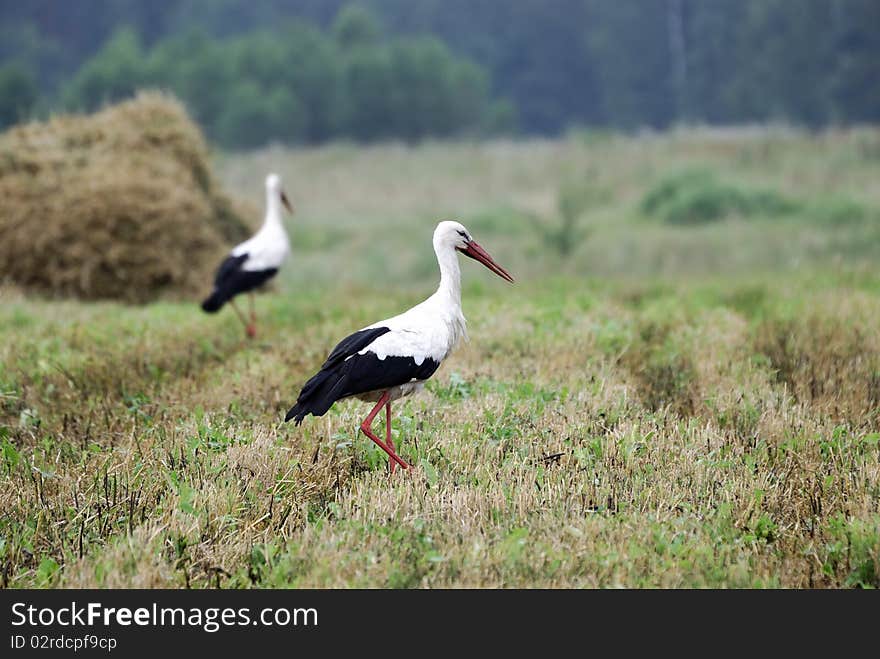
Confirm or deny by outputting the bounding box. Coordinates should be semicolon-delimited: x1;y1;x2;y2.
1;277;878;588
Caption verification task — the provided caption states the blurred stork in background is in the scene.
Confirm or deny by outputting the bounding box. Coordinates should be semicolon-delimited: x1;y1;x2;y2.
201;173;293;338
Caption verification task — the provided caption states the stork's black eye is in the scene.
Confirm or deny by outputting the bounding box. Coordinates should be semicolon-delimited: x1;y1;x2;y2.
457;230;468;239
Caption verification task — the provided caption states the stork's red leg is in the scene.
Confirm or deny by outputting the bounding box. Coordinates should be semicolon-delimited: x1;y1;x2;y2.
229;299;253;338
246;293;256;338
386;400;396;474
360;391;408;471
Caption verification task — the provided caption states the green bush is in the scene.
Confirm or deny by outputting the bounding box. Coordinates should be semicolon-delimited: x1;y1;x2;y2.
661;181;746;225
641;169;797;225
0;64;37;130
526;176;605;257
807;196;870;226
641;170;713;217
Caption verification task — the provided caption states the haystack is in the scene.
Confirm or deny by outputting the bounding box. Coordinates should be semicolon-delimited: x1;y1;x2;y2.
0;91;253;303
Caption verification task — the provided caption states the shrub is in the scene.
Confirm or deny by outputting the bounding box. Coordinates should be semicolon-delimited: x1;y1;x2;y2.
526;176;605;257
807;196;870;226
0;64;37;130
641;169;797;224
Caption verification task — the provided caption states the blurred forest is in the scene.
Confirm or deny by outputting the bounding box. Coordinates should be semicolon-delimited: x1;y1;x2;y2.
0;0;878;147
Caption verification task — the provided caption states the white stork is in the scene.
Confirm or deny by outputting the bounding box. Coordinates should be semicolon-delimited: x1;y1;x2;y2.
201;173;293;338
285;220;514;472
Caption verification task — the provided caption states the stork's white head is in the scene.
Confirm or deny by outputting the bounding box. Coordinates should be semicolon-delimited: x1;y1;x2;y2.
265;173;293;214
433;220;514;283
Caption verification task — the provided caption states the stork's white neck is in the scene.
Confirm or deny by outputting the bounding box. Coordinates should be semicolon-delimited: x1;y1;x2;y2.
435;244;462;306
263;188;283;230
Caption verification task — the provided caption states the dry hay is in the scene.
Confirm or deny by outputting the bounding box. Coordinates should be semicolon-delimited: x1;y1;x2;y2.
0;91;253;303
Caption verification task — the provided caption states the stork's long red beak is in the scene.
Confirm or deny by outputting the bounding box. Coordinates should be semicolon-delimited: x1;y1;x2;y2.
281;191;294;214
457;240;515;283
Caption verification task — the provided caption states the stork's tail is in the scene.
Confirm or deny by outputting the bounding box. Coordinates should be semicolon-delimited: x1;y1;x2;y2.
284;369;342;425
284;404;307;425
201;290;226;313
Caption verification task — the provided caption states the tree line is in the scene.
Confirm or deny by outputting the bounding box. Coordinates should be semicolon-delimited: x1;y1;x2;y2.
0;0;878;147
1;6;511;147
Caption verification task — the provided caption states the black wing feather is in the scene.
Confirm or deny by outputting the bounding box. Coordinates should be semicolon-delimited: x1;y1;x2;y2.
323;327;392;370
214;253;249;287
201;252;278;313
294;327;391;403
285;327;440;424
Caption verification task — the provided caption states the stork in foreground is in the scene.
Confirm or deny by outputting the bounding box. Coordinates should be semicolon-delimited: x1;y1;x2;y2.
201;173;293;338
285;220;514;472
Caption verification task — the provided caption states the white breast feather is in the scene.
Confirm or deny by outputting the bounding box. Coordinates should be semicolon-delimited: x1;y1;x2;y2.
358;294;467;366
232;225;290;271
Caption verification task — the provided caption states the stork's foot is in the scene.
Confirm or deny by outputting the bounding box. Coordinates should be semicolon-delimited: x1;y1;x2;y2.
388;457;413;475
386;446;412;474
246;324;257;339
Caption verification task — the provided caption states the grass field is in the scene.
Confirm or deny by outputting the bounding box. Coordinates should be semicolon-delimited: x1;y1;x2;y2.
2;129;879;587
